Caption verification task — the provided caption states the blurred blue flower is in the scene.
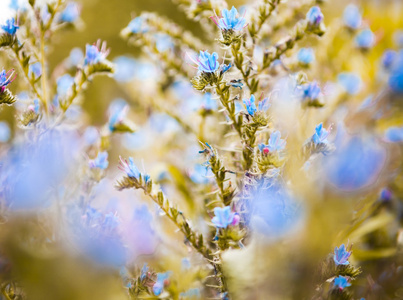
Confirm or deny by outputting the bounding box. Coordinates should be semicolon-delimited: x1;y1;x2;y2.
119;157;141;180
60;2;80;23
140;263;149;280
325;136;385;191
68;47;84;66
89;151;109;170
243;94;257;116
212;206;235;228
0;69;16;93
306;6;324;26
113;56;138;82
155;33;174;52
108;99;128;132
28;99;40;114
258;96;271;111
57;74;74;96
356;29;375;49
189;164;212;184
0;121;11;142
333;244;351;266
85;43;108;66
201;92;217;111
1;18;19;35
153;272;171;296
212;6;246;31
29;62;42;77
128;16;148;34
382;50;397;70
297;48;315;64
83;126;99;145
312;123;329;145
380;188;392;202
385;126;403;142
334;275;351;290
388;50;403;93
262;130;286;152
338;72;362;95
343;4;362;30
301;81;321;101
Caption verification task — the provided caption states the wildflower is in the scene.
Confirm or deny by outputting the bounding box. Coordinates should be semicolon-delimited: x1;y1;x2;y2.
89;151;109;170
243;94;257;116
338;72;361;95
84;41;109;66
153;272;171;296
220;63;232;73
211;6;247;31
301;81;321;101
0;69;16;93
385;126;403;142
29;62;42;77
333;275;351;290
297;48;315;65
388;50;403;93
259;131;286;154
140;263;149;280
306;6;324;27
60;2;80;23
128;16;147;34
333;244;352;266
195;50;219;73
212;206;236;228
380;188;392;203
108;104;128;132
201;92;218;111
56;74;74;96
312;123;329;145
1;18;19;35
0;121;11;143
382;50;397;70
28;99;40;114
155;33;174;53
355;29;375;49
119;157;141;180
83;126;99;145
343;4;362;30
229;79;243;89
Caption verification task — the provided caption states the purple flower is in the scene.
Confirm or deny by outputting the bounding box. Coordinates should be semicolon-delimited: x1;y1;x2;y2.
334;275;351;290
312;123;329;145
89;151;109;170
211;6;247;31
212;206;235;228
343;4;362;30
1;18;19;35
297;48;315;64
306;6;324;26
243;94;257;116
84;41;109;66
188;51;219;73
333;244;351;266
356;29;375;49
0;69;16;93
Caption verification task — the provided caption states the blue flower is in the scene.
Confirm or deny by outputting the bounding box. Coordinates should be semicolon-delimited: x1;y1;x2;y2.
60;2;80;23
258;96;271;111
385;126;403;142
0;121;11;143
189;164;213;184
382;50;397;70
153;272;171;296
140;263;149;280
28;99;40;114
312;123;329;145
89;151;109;170
1;18;19;35
212;206;235;228
343;4;362;30
212;6;246;31
333;244;351;266
68;48;84;66
297;48;315;65
0;69;16;93
113;56;138;82
325;136;386;191
355;29;375;49
29;62;42;77
301;81;321;101
201;92;218;111
306;6;324;26
243;94;257;116
338;72;361;95
380;188;392;202
57;74;74;96
220;63;232;73
83;126;99;145
128;17;147;34
84;42;109;66
196;51;219;73
155;33;174;53
388;50;403;93
334;275;351;290
108;101;128;132
119;157;141;180
259;130;286;154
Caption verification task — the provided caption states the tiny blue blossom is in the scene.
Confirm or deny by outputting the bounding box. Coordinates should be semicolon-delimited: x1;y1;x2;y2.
385;126;403;142
108;101;128;132
262;131;287;153
388;50;403;93
0;121;11;143
60;2;80;23
201;92;218;111
212;6;246;31
68;48;84;66
212;206;235;228
220;63;232;73
343;4;362;30
196;51;219;73
338;72;362;95
297;48;315;64
84;42;108;66
29;62;42;77
301;81;321;101
312;123;329;145
57;74;74;96
83;126;99;145
355;29;375;49
243;94;257;116
140;263;149;280
153;272;171;296
1;18;19;35
155;33;174;53
128;17;147;34
28;99;40;114
306;6;324;26
333;244;351;266
382;50;397;70
189;164;212;184
119;157;141;180
89;151;109;170
380;188;392;202
334;275;351;290
0;69;16;93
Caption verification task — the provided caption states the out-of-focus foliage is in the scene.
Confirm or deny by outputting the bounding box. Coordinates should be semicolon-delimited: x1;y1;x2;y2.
0;0;403;299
